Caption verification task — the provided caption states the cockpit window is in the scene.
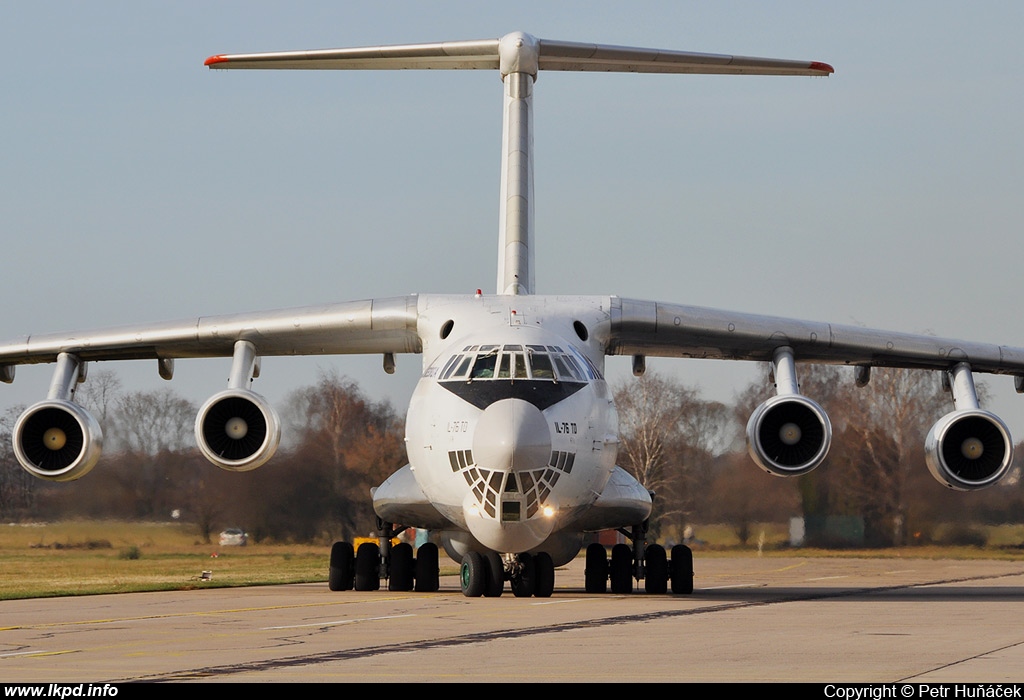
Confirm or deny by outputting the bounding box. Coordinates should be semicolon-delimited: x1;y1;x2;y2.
442;344;588;383
497;352;525;379
470;352;498;379
529;351;555;379
553;356;578;381
447;355;473;379
568;346;603;380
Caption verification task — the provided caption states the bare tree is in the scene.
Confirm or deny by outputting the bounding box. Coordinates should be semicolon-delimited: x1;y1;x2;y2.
705;450;801;545
108;389;196;455
735;363;952;546
0;405;36;519
75;369;122;428
615;372;734;538
254;370;406;542
830;367;949;545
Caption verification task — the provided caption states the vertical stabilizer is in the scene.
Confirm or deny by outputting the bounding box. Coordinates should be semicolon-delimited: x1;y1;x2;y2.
496;33;538;296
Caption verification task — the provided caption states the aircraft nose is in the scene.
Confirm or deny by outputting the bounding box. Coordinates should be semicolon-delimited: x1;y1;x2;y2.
472;398;551;471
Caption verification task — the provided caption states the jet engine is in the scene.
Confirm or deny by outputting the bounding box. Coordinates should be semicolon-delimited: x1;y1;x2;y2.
925;409;1013;491
13;399;103;482
746;394;832;476
195;389;281;471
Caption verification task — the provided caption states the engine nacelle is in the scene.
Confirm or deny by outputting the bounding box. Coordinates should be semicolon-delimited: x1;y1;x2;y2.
925;409;1013;491
13;400;103;482
195;389;281;472
746;394;832;477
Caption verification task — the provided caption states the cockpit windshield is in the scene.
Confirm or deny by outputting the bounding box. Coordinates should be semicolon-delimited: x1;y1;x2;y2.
438;344;600;383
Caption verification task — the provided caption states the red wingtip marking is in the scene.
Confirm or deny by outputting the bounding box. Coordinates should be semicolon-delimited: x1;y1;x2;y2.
204;55;229;67
810;61;835;75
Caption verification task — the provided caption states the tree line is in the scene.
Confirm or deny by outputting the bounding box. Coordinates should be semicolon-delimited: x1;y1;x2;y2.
617;365;1024;547
0;370;402;544
0;364;1021;547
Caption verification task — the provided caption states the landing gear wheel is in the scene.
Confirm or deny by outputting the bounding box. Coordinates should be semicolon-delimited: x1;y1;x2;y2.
585;543;608;593
328;541;354;591
533;552;555;598
610;543;633;594
644;544;668;594
484;552;504;597
414;542;439;592
670;544;694;594
510;553;535;597
461;551;486;597
354;542;381;591
389;542;414;591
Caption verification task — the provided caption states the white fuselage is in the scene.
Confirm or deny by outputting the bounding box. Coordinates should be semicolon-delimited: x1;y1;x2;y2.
403;294;620;554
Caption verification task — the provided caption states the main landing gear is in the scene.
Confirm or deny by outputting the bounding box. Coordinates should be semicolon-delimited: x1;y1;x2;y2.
583;521;693;595
328;518;692;596
328;518;440;593
459;550;555;598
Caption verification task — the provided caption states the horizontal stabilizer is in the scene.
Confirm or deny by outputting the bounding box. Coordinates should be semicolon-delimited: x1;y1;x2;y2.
537;39;833;76
204;39;501;71
205;32;833;77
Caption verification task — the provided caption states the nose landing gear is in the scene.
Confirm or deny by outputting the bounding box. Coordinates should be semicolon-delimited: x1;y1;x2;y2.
460;550;556;598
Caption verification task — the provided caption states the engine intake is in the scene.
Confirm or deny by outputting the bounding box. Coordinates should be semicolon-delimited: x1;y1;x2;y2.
195;389;280;471
13;400;103;482
746;394;832;476
925;410;1012;491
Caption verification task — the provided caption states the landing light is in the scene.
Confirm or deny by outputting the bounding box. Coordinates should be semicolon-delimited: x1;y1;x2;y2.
467;504;482;518
542;505;556;518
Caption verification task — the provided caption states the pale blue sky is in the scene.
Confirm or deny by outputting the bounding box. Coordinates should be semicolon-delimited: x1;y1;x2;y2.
2;2;1023;435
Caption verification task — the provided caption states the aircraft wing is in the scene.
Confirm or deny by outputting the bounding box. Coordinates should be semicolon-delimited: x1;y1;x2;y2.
605;297;1024;377
0;296;421;375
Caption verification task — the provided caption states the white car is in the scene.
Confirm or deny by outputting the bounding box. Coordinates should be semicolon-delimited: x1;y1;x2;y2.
218;528;247;546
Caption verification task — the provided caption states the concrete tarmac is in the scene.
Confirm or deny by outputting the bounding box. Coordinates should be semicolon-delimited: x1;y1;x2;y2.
2;555;1024;683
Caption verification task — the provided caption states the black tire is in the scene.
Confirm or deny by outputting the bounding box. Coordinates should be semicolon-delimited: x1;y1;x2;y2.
585;543;608;594
461;551;486;597
328;541;354;591
484;552;504;597
510;553;535;597
644;544;668;595
670;544;694;594
414;542;439;592
354;542;381;591
389;542;414;591
534;551;555;598
610;543;633;594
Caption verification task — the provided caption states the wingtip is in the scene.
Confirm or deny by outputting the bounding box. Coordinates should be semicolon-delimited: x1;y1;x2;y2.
810;61;835;75
204;55;229;67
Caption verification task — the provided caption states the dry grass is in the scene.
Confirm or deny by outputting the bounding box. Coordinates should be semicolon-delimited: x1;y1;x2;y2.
2;520;1022;600
688;522;1024;561
0;520;328;600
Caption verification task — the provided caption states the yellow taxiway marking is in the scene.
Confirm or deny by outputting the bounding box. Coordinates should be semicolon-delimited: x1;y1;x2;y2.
0;597;414;631
773;561;809;572
262;614;415;630
701;584;765;590
531;598;586;606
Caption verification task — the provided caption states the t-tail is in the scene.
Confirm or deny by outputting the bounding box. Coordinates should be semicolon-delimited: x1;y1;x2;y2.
206;32;833;296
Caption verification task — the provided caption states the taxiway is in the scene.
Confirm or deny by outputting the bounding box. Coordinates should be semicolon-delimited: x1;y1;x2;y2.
2;556;1023;682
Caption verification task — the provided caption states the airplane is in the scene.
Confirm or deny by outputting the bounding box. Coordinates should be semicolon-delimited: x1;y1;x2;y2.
2;31;1021;598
